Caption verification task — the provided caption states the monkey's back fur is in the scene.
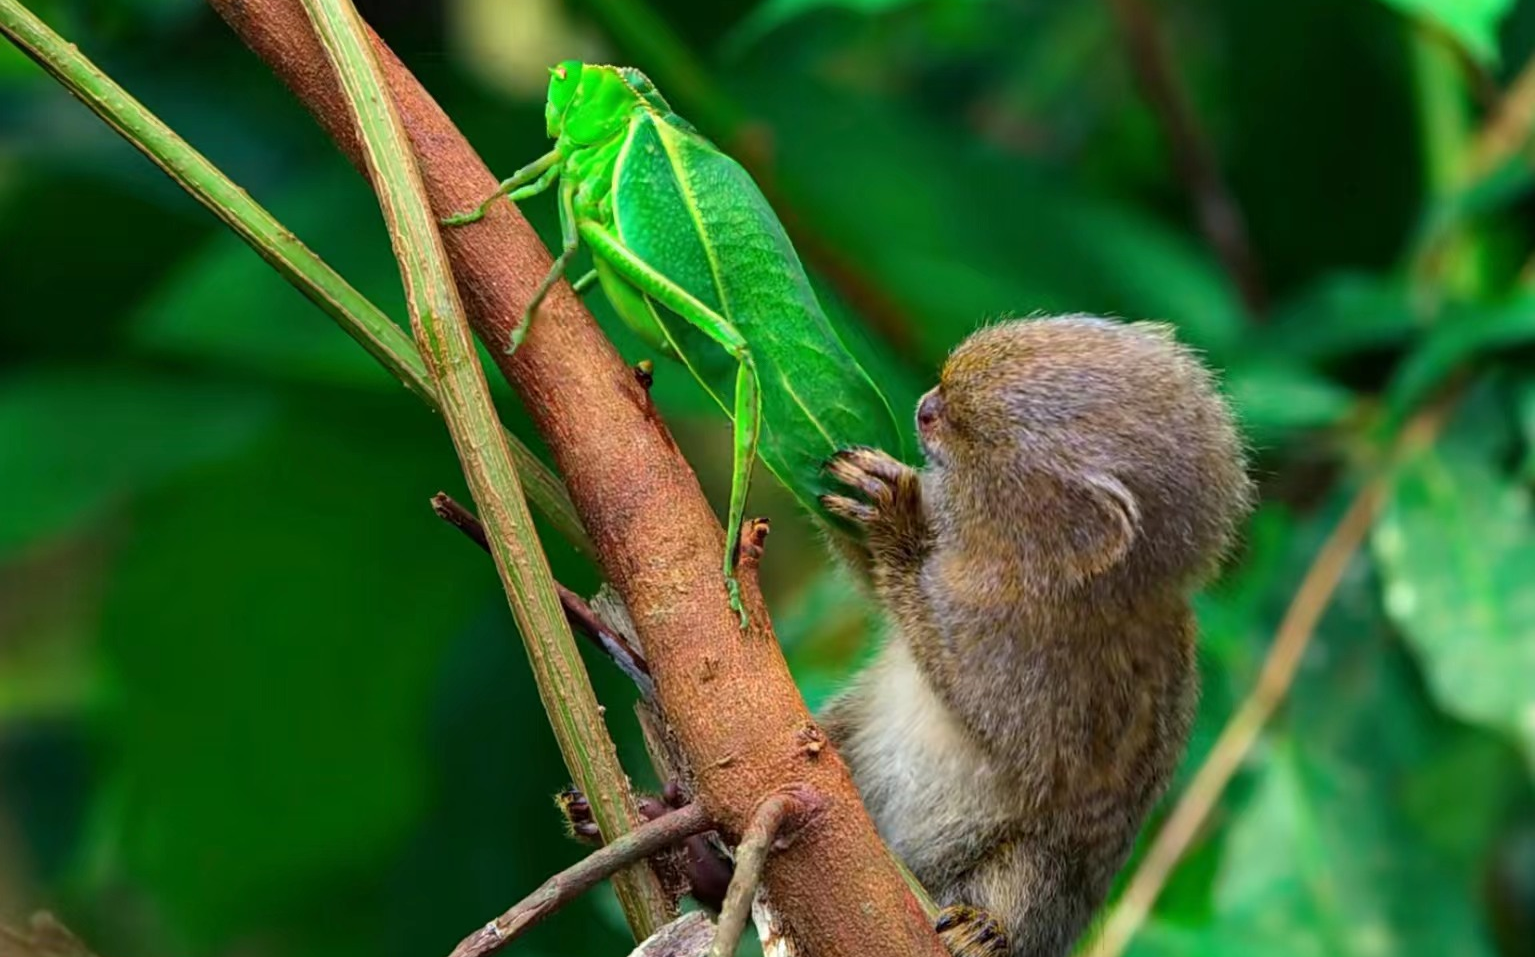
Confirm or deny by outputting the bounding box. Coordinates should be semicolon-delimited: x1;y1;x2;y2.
820;316;1253;957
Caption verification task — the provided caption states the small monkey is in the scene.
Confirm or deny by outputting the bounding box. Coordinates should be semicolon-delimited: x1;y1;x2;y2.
820;316;1253;957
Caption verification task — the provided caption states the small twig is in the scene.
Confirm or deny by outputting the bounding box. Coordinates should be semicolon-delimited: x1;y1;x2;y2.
630;912;716;957
430;492;654;695
0;913;95;957
1105;0;1265;316
448;802;714;957
1088;385;1464;957
1410;47;1535;294
709;792;805;957
1468;54;1535;176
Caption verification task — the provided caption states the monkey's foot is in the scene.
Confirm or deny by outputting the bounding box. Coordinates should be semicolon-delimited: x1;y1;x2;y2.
555;784;732;909
557;785;676;844
821;447;925;556
554;786;603;843
935;905;1009;957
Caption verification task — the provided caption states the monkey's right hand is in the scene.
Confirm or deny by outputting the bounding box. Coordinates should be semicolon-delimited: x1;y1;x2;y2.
821;447;927;563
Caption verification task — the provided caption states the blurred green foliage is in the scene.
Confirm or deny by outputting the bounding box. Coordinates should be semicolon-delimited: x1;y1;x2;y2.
2;0;1535;956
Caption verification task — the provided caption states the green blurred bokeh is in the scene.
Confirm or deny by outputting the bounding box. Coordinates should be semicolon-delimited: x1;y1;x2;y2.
3;1;1535;955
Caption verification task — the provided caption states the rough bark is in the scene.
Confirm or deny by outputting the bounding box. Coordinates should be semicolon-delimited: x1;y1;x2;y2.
202;3;943;954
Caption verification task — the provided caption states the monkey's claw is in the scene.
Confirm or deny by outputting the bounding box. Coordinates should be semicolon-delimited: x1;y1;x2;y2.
821;447;917;522
820;447;924;556
935;905;1009;957
555;786;602;843
823;447;910;503
819;493;878;525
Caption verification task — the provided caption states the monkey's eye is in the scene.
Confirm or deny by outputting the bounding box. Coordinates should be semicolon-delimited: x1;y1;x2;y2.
917;390;944;430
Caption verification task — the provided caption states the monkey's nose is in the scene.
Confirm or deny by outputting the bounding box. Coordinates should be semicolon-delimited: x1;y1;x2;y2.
917;390;943;430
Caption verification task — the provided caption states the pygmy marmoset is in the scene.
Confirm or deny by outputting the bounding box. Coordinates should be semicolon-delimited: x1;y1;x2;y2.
820;315;1253;957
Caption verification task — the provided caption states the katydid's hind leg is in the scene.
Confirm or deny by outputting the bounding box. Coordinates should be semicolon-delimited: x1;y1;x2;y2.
576;223;770;625
442;149;561;226
722;360;763;629
508;181;581;353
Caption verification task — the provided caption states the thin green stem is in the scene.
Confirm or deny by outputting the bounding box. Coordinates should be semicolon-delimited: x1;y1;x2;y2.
1408;22;1486;298
298;0;671;938
0;0;591;560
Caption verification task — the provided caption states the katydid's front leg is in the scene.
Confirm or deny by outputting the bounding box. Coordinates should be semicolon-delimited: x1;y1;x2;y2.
579;222;763;629
506;179;582;353
441;148;561;226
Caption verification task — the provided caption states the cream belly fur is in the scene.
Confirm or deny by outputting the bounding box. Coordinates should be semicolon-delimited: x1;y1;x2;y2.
836;639;1020;891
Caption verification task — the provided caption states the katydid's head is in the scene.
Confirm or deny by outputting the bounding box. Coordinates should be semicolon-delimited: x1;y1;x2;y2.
544;60;584;139
544;61;645;146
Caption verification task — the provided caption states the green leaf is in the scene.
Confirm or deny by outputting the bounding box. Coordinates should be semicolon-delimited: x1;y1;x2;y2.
1223;362;1355;446
1212;742;1494;957
1386;294;1535;417
728;0;935;53
131;167;409;388
1265;273;1422;364
0;366;276;556
1373;407;1535;773
1517;375;1535;480
1376;0;1514;66
734;75;1247;363
89;392;488;942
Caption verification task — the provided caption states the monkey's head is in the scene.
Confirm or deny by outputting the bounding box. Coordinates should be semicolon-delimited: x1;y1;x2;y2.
920;315;1253;593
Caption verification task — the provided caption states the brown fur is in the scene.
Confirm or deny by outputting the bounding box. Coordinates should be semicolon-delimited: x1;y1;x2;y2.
820;316;1253;957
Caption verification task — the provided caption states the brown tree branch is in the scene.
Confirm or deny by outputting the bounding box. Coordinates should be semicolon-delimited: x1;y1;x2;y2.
1105;0;1265;316
203;3;945;954
449;803;714;957
430;491;654;695
709;792;807;957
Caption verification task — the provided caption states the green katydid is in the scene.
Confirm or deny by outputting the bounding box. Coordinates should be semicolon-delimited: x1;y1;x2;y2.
446;61;906;625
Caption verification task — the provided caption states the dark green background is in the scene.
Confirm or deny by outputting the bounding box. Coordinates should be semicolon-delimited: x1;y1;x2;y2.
2;1;1534;955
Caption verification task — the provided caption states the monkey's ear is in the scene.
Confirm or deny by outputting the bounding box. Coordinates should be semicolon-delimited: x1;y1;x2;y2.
1063;471;1140;581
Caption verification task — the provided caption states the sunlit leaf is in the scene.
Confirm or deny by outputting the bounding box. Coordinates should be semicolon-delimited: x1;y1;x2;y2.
1374;404;1535;773
1211;742;1494;957
1376;0;1514;65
